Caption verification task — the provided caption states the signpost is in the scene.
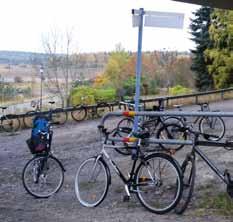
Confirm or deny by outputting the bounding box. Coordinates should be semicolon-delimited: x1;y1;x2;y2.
131;8;184;158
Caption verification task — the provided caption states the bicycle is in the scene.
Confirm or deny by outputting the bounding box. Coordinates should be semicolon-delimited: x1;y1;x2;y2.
71;100;111;122
161;123;233;214
74;125;183;214
0;106;20;133
22;112;65;198
166;102;225;141
23;100;68;128
114;99;186;154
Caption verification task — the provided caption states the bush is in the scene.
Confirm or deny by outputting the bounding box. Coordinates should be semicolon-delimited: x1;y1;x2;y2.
70;86;96;105
94;88;116;103
70;86;116;105
169;85;193;96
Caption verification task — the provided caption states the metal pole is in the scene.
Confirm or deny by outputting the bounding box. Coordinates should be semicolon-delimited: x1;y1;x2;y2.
39;66;44;111
133;8;144;132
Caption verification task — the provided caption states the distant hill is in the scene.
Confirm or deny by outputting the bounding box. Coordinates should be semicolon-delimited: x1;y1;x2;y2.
0;51;49;65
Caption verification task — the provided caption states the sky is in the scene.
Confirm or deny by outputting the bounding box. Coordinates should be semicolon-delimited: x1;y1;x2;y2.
0;0;200;53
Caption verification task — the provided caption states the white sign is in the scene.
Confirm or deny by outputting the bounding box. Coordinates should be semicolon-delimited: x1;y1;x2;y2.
133;11;184;29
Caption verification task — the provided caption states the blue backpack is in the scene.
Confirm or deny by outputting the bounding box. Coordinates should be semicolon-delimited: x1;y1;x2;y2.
32;116;49;137
27;115;50;154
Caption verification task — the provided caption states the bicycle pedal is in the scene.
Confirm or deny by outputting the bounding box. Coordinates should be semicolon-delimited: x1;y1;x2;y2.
123;195;130;202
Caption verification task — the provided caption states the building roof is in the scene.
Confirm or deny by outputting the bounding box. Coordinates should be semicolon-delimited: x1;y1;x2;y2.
173;0;233;9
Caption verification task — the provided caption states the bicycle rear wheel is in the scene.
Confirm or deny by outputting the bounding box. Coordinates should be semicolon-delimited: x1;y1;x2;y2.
23;111;36;128
22;155;64;198
75;157;110;207
175;153;196;214
71;106;87;121
199;116;225;141
135;152;183;214
1;116;20;132
52;109;68;125
156;123;187;151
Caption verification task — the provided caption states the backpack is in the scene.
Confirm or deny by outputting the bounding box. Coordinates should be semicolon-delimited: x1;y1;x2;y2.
26;115;51;154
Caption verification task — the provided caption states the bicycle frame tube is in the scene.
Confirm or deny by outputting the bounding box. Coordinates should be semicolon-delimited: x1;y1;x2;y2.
102;145;138;184
194;145;227;183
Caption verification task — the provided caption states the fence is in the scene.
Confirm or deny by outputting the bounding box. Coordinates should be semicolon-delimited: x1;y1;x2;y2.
3;87;233;121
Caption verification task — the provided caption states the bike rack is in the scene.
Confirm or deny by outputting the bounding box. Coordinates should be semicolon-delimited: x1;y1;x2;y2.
100;111;233;146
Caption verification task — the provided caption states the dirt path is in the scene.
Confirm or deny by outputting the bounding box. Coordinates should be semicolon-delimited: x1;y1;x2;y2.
1;100;233;222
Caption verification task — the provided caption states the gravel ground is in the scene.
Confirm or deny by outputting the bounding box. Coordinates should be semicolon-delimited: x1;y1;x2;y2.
1;100;233;222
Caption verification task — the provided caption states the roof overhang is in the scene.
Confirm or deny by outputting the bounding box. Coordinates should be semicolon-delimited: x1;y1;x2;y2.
172;0;233;10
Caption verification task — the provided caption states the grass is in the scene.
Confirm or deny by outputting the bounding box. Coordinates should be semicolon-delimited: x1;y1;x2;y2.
198;191;233;216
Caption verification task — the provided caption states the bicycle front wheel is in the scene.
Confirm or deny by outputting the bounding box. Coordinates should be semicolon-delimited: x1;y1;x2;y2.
135;152;183;214
22;155;64;198
2;116;20;132
75;157;110;207
175;153;196;214
199;116;225;141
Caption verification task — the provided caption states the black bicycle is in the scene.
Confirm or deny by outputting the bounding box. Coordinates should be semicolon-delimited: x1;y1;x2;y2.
74;125;183;214
22;114;65;198
71;102;111;121
23;100;68;128
162;123;233;214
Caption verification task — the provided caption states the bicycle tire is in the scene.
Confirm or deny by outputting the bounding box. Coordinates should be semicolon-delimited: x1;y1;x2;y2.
96;102;111;118
111;128;132;156
156;123;187;151
163;116;185;126
22;155;64;198
1;116;20;132
75;157;110;207
23;111;37;128
175;153;196;214
199;116;225;141
71;105;87;122
52;108;68;125
116;118;134;137
135;152;183;214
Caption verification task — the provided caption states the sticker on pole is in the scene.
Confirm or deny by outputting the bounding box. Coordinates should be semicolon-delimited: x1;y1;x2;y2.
133;10;184;29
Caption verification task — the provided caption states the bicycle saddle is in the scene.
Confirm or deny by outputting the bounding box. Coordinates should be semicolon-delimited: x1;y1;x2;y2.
0;106;7;110
48;101;55;105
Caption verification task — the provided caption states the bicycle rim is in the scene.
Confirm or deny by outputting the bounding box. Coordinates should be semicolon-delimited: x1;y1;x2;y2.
71;107;87;121
157;123;186;151
23;111;36;128
199;117;225;141
22;156;64;198
2;118;20;132
136;153;183;214
75;157;109;207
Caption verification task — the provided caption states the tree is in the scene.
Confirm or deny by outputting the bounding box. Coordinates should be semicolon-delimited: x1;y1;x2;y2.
42;28;80;107
190;6;214;91
205;9;233;89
